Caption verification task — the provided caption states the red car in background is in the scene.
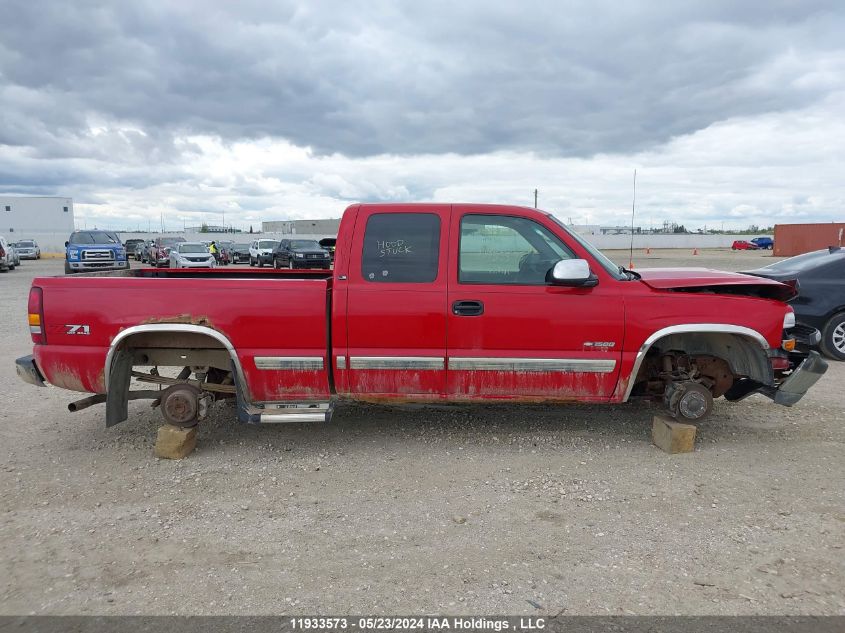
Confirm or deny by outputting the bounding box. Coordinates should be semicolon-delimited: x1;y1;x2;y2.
732;240;760;251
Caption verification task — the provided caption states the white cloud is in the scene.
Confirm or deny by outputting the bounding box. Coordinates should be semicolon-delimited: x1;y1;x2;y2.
44;91;842;232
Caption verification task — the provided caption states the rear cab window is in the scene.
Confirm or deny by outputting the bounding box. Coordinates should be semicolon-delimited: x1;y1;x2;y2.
361;213;441;283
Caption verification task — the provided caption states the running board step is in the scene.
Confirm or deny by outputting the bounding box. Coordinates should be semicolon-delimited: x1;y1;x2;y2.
243;402;334;424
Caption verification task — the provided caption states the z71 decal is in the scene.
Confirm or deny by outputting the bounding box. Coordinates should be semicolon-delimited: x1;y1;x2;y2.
65;324;90;335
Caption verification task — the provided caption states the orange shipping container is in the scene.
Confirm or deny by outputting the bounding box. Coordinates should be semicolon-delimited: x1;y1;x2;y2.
773;222;845;257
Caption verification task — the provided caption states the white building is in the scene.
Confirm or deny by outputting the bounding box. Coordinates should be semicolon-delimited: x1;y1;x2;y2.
1;196;75;252
2;196;75;232
262;218;341;236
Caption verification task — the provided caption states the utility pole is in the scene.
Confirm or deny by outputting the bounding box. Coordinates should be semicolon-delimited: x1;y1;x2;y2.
534;189;538;209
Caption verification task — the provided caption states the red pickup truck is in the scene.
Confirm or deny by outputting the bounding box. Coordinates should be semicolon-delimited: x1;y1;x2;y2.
16;203;827;428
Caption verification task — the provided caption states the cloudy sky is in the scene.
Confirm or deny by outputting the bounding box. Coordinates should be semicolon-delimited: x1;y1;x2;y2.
1;1;844;231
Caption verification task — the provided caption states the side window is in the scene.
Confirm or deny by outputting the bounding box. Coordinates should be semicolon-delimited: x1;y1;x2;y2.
459;214;574;285
361;213;440;283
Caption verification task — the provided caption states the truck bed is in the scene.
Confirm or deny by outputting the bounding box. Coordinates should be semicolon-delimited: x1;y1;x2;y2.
32;268;334;402
76;267;334;280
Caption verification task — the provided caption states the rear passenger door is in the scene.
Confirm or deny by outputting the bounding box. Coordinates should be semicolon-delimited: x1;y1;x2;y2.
342;206;450;398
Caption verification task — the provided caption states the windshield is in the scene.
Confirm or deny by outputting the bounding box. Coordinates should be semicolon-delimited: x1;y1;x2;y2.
234;243;249;249
290;240;322;250
179;244;209;254
70;232;120;245
160;237;185;246
18;241;35;247
546;215;627;280
258;240;278;249
759;249;841;273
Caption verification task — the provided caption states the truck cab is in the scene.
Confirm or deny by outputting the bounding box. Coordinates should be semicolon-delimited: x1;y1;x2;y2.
64;230;128;274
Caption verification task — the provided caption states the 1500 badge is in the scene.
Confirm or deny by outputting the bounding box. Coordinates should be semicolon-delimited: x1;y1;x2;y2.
584;341;615;348
65;324;90;335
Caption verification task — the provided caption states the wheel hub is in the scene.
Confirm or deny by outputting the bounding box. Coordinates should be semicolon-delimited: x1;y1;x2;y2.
679;390;708;419
665;381;713;422
161;384;201;427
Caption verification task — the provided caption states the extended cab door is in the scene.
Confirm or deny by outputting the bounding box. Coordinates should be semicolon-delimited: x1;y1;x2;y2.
446;209;623;400
341;205;450;398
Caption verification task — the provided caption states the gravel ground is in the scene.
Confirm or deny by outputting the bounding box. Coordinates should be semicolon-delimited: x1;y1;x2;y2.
1;251;843;616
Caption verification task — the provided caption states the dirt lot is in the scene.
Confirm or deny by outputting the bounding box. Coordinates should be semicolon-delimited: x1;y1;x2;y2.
1;250;843;615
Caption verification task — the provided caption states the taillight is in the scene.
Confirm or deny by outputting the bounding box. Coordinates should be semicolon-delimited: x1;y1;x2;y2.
28;286;45;344
0;246;5;258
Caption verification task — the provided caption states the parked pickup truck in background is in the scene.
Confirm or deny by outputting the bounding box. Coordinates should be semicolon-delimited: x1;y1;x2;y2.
150;236;186;268
64;230;128;274
16;203;827;430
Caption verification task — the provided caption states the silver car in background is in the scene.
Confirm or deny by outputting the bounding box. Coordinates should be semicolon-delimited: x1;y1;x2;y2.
169;242;217;269
0;235;17;272
12;239;40;259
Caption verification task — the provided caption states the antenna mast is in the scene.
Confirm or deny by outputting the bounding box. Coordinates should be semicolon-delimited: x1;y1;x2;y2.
629;169;637;269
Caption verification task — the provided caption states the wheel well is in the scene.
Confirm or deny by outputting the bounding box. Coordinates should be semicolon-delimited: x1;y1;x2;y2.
113;331;231;371
823;308;845;323
641;332;772;385
105;325;248;394
104;325;248;427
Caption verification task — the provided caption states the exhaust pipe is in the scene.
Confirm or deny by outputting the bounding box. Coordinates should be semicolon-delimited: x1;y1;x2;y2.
68;394;107;412
68;390;161;412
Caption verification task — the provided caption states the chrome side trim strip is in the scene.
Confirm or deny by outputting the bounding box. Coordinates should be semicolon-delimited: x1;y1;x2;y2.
449;357;617;373
336;355;347;370
622;324;770;402
349;356;445;370
254;356;324;370
104;324;248;397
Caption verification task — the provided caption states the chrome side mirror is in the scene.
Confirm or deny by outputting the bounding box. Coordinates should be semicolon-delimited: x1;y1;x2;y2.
546;259;599;287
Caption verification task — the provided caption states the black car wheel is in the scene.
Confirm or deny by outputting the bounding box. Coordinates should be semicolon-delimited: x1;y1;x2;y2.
273;258;281;269
64;261;72;274
820;312;845;361
288;259;294;270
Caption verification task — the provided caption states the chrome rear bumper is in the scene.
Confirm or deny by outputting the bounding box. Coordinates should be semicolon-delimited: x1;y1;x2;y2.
15;355;46;387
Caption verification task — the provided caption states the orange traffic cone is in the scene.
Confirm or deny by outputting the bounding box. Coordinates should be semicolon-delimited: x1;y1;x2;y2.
693;248;699;255
644;247;651;254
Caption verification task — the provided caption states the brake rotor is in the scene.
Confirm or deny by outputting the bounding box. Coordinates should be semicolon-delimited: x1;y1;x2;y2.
666;381;714;422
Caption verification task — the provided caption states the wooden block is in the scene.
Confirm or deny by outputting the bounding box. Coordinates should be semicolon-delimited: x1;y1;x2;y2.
154;424;198;459
652;415;696;454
